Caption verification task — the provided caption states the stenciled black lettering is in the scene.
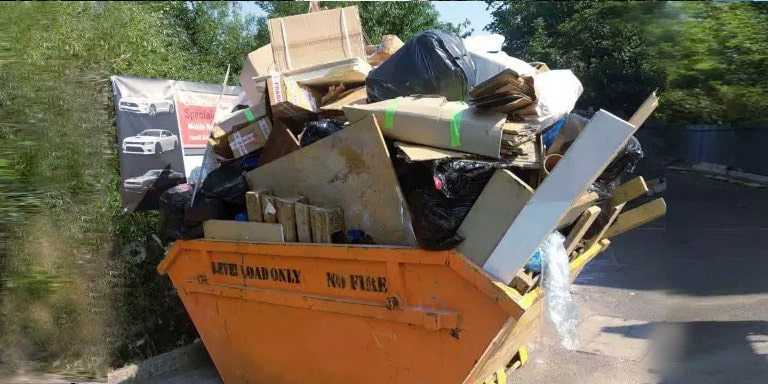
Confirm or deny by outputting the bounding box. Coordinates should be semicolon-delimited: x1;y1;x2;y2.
270;268;279;281
277;268;288;283
377;277;388;293
349;275;361;290
227;263;238;277
326;272;346;289
291;269;301;284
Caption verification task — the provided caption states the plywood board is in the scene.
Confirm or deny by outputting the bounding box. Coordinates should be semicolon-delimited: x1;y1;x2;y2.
605;198;666;238
203;220;284;242
394;141;468;162
628;92;659;128
482;110;639;283
245;115;417;246
457;169;534;267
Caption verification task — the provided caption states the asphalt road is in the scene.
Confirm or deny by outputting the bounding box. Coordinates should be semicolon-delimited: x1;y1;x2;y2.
7;171;767;384
513;170;768;384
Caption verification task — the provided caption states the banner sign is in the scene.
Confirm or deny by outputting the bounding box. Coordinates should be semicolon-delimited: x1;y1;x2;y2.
111;75;242;213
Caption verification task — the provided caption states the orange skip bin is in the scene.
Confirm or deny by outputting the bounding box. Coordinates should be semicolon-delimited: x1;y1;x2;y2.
157;239;608;384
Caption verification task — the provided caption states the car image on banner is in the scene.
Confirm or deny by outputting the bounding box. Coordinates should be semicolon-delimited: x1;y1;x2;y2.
122;129;180;155
123;169;186;194
118;96;175;116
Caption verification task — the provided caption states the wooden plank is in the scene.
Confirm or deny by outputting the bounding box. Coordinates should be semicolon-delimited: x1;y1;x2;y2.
610;176;648;206
309;206;344;243
261;195;278;223
564;206;601;255
556;191;599;229
605;198;666;238
294;202;312;243
245;189;270;222
457;169;534;267
274;196;308;242
246;114;417;246
628;91;659;128
586;203;626;249
482;110;638;283
203;220;284;242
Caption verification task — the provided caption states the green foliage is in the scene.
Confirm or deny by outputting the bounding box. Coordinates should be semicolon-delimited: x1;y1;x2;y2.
256;1;471;44
486;1;768;125
487;1;666;119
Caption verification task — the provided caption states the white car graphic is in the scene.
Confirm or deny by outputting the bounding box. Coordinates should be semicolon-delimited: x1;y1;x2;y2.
123;169;186;194
119;97;175;116
122;129;179;155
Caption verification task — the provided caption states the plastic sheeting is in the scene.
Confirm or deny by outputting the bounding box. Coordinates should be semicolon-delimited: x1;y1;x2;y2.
540;230;580;350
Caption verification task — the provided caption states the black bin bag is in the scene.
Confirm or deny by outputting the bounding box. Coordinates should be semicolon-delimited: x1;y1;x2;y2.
366;30;477;103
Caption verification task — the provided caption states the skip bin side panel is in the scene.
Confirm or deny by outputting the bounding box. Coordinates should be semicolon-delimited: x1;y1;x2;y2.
163;241;515;384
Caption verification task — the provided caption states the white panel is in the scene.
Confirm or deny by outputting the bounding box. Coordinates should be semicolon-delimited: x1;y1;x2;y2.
482;110;637;283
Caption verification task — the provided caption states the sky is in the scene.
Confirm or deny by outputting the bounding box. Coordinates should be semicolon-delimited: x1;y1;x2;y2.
241;1;494;35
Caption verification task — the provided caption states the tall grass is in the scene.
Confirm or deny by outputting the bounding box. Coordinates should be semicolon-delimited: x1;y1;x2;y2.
0;2;219;377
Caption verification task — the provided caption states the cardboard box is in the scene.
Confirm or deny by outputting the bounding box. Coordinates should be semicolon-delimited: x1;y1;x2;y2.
259;58;371;119
268;6;366;72
240;44;275;104
228;118;272;158
213;102;268;139
320;86;367;111
343;96;508;158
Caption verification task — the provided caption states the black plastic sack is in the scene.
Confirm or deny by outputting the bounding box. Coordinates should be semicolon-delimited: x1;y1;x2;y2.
158;183;202;242
366;30;477;103
198;163;248;213
395;158;495;251
596;136;644;186
300;119;343;147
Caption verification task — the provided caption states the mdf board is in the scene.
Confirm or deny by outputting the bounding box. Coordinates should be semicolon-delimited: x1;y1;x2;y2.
246;115;417;246
482;110;639;283
457;169;534;267
203;220;284;242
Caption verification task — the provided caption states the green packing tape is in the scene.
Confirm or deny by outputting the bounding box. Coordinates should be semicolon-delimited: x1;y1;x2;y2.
243;108;256;123
383;97;403;130
450;109;463;147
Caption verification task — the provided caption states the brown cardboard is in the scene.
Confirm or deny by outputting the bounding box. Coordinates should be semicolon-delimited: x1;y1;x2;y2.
394;142;468;162
213;102;268;139
320;86;367;111
228;118;272;158
268;6;366;71
343;96;507;158
240;44;275;104
259;58;370;120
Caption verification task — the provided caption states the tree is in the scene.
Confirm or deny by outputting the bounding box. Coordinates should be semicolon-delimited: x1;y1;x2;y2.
487;1;666;120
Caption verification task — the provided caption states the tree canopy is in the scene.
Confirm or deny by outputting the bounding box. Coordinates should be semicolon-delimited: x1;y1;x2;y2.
486;1;768;125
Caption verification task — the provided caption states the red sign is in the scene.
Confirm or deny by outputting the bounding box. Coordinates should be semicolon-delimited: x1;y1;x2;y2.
174;92;238;149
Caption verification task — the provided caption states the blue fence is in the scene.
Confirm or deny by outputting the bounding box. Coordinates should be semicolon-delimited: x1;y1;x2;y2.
676;125;768;176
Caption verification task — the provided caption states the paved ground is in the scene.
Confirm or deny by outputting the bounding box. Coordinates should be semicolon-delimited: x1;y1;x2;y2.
7;171;767;383
513;171;768;384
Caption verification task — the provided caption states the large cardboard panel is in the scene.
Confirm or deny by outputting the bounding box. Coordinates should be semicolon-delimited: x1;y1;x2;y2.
245;115;417;246
456;169;534;267
240;44;274;104
482;110;639;283
268;6;366;72
343;96;506;158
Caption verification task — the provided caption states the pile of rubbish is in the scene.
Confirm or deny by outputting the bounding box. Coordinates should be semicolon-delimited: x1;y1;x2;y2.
159;6;664;298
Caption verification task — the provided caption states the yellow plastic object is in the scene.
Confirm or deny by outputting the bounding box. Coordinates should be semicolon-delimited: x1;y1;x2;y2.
158;239;608;384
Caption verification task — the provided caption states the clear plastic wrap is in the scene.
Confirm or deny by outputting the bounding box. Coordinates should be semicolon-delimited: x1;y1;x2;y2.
541;230;580;350
366;30;476;103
